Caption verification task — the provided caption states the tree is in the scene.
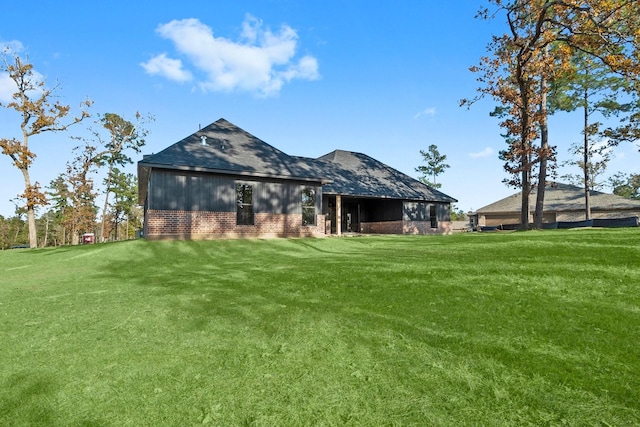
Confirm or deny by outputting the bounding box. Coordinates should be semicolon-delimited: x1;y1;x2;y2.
551;51;630;219
561;141;612;191
415;144;450;189
47;143;99;245
0;50;91;248
464;2;560;229
609;172;640;199
85;113;151;241
105;169;140;240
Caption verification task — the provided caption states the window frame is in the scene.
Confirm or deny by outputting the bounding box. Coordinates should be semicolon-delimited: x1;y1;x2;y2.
236;183;254;225
301;187;316;226
430;204;438;229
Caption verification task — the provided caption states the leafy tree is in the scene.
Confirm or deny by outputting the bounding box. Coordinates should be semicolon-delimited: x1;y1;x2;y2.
450;205;467;221
0;213;28;249
47;143;99;245
464;2;561;229
561;141;612;190
0;50;91;248
104;168;139;241
551;51;630;219
83;113;151;241
415;144;450;189
609;172;640;199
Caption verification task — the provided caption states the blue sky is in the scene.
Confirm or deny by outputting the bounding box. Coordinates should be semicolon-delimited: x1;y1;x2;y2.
1;1;639;218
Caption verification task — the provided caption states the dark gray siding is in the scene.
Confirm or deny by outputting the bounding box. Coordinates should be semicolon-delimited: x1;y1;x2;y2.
150;170;235;211
149;169;322;214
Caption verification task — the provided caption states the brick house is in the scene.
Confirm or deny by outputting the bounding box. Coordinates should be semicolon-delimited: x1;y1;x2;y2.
138;118;457;239
470;182;640;229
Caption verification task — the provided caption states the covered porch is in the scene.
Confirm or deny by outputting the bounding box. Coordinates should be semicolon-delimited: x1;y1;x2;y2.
323;195;448;235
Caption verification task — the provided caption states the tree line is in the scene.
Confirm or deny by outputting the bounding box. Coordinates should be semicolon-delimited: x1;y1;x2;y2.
1;49;152;249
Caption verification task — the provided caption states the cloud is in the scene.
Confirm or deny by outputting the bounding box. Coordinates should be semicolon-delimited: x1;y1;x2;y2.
140;53;193;83
414;107;436;119
0;73;14;103
1;39;24;54
469;147;494;158
141;15;319;96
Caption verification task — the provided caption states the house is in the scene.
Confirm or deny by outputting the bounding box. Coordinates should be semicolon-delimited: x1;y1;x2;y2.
137;118;457;239
471;182;640;229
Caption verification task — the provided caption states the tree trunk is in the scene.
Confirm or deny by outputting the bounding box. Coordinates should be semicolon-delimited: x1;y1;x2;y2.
20;168;38;248
521;170;530;229
583;95;591;220
534;76;549;229
42;217;49;248
100;160;116;242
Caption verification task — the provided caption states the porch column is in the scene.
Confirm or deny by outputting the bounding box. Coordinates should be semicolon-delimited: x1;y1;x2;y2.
336;195;342;235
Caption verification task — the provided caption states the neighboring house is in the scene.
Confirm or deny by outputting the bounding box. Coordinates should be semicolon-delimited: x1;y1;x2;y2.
471;182;640;229
137;118;457;239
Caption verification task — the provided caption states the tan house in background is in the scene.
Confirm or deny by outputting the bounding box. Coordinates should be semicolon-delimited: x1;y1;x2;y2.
471;182;640;229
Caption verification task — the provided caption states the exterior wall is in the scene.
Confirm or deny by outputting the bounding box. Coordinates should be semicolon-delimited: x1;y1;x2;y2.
144;210;325;239
557;210;640;222
359;220;454;235
148;169;322;215
477;210;640;227
403;220;454;235
361;220;403;234
144;169;325;239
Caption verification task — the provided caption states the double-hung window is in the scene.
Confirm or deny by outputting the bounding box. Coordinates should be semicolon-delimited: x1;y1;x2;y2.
236;183;254;225
302;188;316;226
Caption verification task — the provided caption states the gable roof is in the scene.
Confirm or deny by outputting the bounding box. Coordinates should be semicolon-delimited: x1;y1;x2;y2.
138;119;328;202
476;182;640;213
139;118;326;181
138;119;457;204
298;150;457;202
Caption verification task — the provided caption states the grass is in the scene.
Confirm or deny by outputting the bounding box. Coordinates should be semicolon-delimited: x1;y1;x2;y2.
1;229;639;426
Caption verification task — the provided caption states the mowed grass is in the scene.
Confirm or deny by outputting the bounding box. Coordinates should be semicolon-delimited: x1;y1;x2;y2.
1;230;639;426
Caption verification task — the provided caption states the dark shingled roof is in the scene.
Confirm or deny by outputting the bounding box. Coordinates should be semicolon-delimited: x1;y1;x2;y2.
476;182;640;213
296;150;456;202
138;118;326;181
138;118;457;204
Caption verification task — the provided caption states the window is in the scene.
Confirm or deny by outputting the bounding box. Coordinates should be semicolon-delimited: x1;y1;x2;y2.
302;188;316;226
430;205;438;228
236;183;254;225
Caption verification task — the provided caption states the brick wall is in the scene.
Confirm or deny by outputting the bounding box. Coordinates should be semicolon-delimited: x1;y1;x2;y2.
361;221;403;234
360;220;453;235
403;220;453;235
145;210;326;239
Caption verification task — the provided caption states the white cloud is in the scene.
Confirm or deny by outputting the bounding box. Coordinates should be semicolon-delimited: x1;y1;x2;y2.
414;107;436;119
0;73;14;103
142;15;319;97
469;147;494;158
1;40;24;55
140;53;193;83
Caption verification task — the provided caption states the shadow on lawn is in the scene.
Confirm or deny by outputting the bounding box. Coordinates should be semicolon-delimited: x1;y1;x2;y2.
1;372;109;426
1;371;57;425
90;239;640;414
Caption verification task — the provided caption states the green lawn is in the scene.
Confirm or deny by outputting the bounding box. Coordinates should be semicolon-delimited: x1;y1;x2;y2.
1;230;639;426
